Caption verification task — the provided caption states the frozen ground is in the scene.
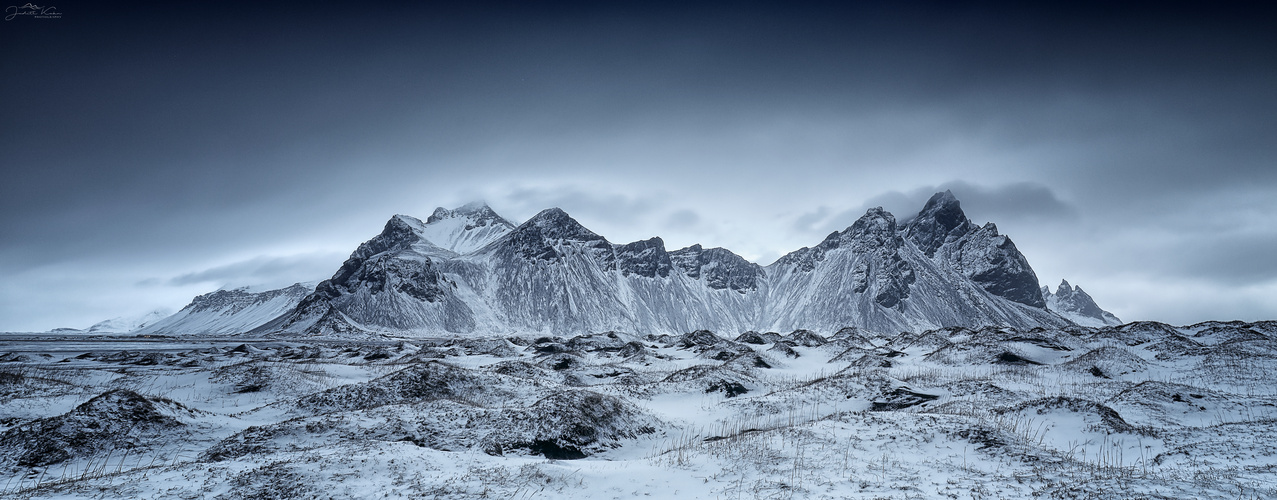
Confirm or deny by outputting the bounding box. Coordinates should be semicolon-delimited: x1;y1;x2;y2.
1;321;1275;499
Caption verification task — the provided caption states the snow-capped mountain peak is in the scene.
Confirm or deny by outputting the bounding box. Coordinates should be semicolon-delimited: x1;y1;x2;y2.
519;208;601;241
412;203;515;255
904;190;973;258
844;207;900;247
426;201;507;227
1044;279;1122;327
360;215;426;257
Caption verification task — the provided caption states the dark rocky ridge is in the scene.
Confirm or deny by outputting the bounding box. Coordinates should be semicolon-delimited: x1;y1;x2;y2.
904;191;1045;308
669;244;764;292
615;237;673;278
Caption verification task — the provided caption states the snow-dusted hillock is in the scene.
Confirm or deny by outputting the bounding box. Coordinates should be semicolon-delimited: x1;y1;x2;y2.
291;360;543;416
0;389;188;467
204;389;659;462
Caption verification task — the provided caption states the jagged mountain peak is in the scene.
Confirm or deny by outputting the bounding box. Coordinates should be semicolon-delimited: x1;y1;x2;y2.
918;190;965;224
519;208;603;241
1045;279;1121;327
355;216;424;260
1048;280;1102;302
900;191;1045;308
1049;280;1090;302
390;213;425;226
855;207;896;229
618;235;665;248
616;237;672;278
849;207;899;239
410;203;515;255
818;207;903;252
929;188;959;205
670;244;763;292
489;207;612;266
770;207;906;276
528;207;570;223
670;243;753;262
615;236;667;256
905;191;975;258
426;201;508;226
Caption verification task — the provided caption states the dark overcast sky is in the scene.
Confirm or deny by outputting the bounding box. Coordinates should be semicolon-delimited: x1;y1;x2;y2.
3;1;1275;331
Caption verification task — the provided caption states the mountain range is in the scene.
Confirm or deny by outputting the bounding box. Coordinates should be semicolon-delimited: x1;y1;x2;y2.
122;191;1119;337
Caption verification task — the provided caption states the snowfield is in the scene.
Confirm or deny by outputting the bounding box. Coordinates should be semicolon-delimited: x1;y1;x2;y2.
2;321;1275;499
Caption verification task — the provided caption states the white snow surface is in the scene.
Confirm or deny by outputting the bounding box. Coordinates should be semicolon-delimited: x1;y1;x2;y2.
407;201;516;255
2;320;1275;499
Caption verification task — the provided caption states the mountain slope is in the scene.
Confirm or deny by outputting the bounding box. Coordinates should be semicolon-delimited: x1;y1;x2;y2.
471;210;767;334
763;207;1067;333
137;284;313;336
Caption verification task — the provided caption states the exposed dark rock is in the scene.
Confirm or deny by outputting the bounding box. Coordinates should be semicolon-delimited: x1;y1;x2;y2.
669;244;764;292
870;387;940;411
615;237;673;278
706;380;749;398
787;329;828;347
524;439;586;460
995;352;1042;365
735;331;771;345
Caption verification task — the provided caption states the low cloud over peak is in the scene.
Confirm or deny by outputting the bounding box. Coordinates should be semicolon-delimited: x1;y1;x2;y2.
793;181;1075;238
164;253;345;291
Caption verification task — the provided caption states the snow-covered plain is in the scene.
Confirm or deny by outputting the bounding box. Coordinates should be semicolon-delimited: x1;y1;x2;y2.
2;321;1275;499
